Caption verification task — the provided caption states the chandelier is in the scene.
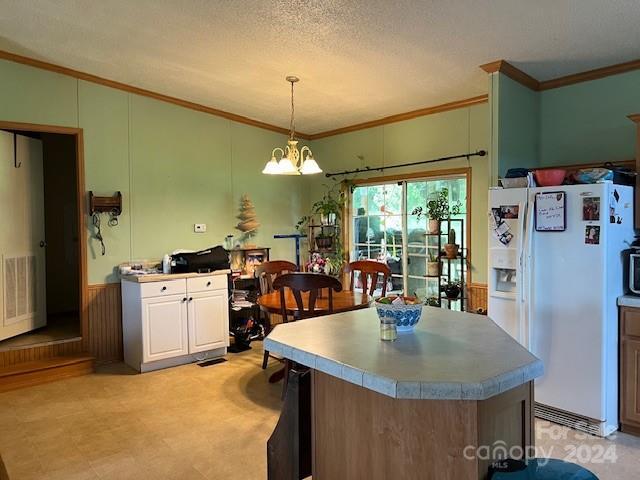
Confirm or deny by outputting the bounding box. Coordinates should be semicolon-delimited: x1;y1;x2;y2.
262;76;322;175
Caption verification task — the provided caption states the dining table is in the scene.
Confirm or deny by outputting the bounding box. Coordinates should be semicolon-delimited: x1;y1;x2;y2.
258;289;373;383
257;289;372;315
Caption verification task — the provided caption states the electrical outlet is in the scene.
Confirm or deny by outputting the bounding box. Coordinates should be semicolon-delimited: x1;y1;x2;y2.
194;223;207;233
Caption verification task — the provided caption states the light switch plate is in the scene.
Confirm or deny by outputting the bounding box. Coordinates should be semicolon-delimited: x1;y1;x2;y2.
194;223;207;233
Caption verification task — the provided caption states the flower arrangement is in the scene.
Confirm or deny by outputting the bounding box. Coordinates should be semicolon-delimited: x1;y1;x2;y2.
306;253;327;273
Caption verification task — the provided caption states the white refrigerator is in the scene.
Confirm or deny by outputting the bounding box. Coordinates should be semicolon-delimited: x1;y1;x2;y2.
488;183;634;437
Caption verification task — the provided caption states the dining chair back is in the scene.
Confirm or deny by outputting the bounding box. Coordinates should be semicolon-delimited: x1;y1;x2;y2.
255;260;298;294
345;260;391;296
272;273;343;322
256;260;298;371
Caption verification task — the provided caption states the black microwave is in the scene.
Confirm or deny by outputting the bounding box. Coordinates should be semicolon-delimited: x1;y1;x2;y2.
630;253;640;295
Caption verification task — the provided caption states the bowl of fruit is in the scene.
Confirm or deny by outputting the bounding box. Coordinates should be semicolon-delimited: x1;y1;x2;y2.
375;296;423;332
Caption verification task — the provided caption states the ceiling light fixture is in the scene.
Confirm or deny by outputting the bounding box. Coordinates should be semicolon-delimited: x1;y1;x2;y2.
262;76;321;175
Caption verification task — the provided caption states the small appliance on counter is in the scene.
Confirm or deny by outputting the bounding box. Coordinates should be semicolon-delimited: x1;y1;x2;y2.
623;238;640;296
170;245;230;273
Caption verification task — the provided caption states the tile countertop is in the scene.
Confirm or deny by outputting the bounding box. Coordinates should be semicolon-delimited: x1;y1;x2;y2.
264;307;543;401
618;295;640;308
121;270;231;283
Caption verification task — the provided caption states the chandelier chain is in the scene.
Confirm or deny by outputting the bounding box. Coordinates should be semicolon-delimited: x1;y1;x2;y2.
289;80;295;140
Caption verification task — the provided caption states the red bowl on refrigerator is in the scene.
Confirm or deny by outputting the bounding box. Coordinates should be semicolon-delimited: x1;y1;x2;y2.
534;169;566;186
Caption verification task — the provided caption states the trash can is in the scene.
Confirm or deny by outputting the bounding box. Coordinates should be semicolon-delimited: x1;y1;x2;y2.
489;458;598;479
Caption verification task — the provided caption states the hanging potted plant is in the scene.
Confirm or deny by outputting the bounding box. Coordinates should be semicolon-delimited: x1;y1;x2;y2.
425;188;462;234
443;228;460;259
443;281;461;300
427;251;440;277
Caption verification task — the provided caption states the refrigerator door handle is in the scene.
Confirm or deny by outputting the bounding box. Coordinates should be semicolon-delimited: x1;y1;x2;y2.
518;200;529;303
520;197;535;348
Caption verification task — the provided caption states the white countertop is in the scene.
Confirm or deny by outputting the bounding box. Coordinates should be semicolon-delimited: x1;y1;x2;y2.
264;307;543;401
121;269;231;283
618;295;640;307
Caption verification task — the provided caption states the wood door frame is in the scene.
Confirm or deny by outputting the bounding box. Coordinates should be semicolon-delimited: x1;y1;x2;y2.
0;121;87;350
347;167;473;283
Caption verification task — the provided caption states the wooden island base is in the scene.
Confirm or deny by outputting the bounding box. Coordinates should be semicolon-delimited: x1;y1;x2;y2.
312;371;534;480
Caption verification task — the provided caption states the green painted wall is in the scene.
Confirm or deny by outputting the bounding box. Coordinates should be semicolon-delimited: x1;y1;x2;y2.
0;61;78;127
307;104;490;283
491;73;540;178
5;54;635;287
539;70;640;166
491;69;640;173
0;59;300;284
79;80;131;281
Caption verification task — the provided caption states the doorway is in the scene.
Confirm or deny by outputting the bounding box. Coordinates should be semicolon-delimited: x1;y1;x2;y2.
0;123;86;351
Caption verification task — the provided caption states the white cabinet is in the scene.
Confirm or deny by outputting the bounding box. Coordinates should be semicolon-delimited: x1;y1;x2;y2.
188;290;228;353
122;273;229;372
142;294;189;362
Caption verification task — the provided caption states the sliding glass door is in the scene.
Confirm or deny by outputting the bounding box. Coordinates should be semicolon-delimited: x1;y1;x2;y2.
350;175;467;308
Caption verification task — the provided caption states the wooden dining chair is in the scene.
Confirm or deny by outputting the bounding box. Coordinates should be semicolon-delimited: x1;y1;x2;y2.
345;260;391;296
256;260;298;370
272;273;342;397
272;273;343;322
256;260;298;296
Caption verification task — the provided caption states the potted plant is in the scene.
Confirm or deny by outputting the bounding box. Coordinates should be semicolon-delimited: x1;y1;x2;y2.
425;188;462;234
315;232;334;250
443;281;461;300
443;228;459;259
425;297;440;307
313;184;345;226
427;252;440;277
296;214;312;233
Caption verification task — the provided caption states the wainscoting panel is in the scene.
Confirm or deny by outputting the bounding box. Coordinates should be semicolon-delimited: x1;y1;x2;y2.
468;283;488;314
87;283;123;363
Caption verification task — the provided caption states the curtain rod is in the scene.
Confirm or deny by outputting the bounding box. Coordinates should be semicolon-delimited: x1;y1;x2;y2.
324;150;487;178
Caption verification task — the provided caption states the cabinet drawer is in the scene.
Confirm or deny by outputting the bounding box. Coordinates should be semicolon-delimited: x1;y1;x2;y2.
140;279;186;299
187;275;227;293
622;307;640;338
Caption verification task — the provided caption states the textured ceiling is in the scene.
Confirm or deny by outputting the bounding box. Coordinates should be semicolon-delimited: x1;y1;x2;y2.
1;0;640;134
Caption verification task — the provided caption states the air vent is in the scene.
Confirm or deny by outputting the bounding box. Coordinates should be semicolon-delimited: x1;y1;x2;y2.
4;254;37;326
535;402;605;437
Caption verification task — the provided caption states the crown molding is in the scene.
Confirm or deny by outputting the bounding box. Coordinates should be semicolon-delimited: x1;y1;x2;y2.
307;95;488;140
481;58;640;93
0;49;305;138
480;60;540;90
0;49;488;141
539;58;640;90
627;114;640;124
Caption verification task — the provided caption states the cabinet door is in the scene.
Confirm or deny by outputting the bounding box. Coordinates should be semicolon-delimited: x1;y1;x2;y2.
188;290;229;353
142;294;188;363
622;337;640;426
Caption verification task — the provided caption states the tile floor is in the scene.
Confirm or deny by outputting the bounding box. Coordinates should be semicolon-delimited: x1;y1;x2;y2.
0;343;638;479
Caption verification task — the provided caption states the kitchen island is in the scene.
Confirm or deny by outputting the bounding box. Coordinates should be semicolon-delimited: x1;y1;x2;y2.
264;306;543;480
